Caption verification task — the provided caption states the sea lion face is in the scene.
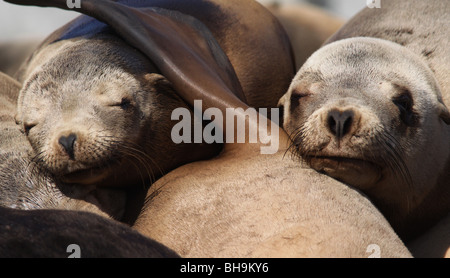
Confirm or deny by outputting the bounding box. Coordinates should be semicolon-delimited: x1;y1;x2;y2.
279;38;450;214
16;38;194;187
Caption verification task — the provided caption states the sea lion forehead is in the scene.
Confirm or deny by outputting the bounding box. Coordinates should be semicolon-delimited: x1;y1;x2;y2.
301;38;396;78
297;37;441;98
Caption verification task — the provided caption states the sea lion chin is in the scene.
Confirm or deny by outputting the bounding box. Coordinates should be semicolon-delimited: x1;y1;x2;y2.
60;165;113;185
308;156;382;189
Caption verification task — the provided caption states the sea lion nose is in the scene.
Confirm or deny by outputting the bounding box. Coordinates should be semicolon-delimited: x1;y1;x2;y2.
58;133;77;159
327;109;354;140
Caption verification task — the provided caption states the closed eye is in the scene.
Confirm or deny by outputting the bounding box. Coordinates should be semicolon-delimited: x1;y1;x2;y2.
111;98;132;110
290;90;310;101
392;89;419;126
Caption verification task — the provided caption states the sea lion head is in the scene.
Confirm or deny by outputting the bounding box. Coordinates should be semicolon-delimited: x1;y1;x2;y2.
279;37;450;225
16;35;218;187
0;70;126;220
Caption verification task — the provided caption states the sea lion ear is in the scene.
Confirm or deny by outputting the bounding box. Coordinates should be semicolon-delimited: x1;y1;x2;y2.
5;0;247;112
142;73;179;99
438;102;450;125
277;93;289;108
143;73;171;89
14;113;22;125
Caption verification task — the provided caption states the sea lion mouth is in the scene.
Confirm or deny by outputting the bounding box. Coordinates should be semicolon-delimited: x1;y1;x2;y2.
60;165;114;185
306;156;383;189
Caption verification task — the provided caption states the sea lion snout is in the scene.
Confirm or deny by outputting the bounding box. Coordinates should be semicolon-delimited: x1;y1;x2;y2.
320;105;362;148
49;127;106;174
326;108;355;141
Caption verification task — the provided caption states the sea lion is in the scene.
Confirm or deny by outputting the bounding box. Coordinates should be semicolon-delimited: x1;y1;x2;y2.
12;0;294;190
0;72;179;258
0;39;41;77
266;2;344;70
9;0;412;258
0;206;180;258
15;37;221;190
0;70;127;219
278;0;450;242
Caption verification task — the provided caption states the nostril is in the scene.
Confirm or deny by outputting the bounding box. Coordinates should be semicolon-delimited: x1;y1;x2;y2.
342;112;353;136
327;109;354;140
327;114;337;136
58;133;77;159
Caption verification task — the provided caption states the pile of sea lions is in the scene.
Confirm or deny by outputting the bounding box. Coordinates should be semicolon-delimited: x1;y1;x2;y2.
0;0;448;258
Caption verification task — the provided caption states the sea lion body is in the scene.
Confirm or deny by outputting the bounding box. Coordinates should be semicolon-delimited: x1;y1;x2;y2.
134;120;412;258
0;207;180;258
279;0;450;242
15;0;294;189
0;39;41;77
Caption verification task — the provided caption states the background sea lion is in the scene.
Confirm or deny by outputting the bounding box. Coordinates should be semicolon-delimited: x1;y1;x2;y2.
0;206;180;258
12;0;295;192
278;0;450;244
266;2;344;70
0;39;41;77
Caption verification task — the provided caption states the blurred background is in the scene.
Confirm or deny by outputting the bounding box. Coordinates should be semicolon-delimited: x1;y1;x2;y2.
0;0;367;42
